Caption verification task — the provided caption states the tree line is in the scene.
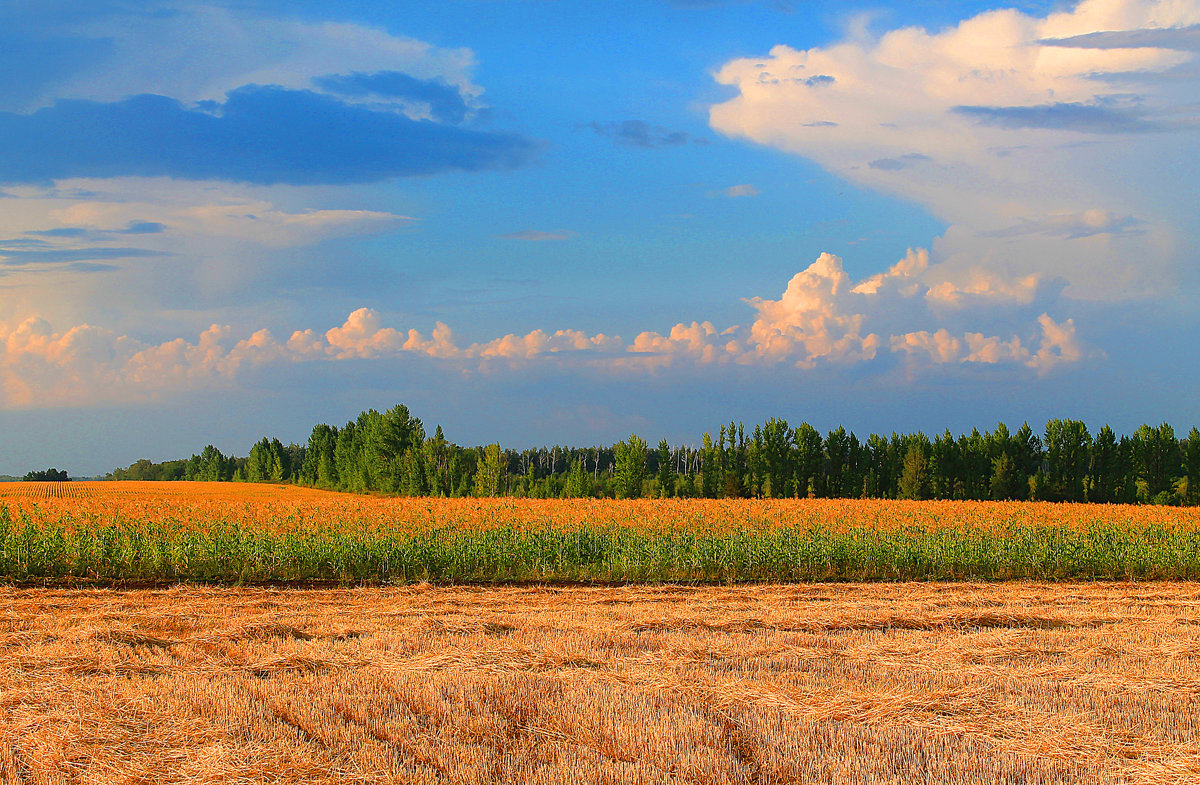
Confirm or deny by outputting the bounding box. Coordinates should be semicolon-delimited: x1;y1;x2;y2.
23;468;70;482
108;405;1200;505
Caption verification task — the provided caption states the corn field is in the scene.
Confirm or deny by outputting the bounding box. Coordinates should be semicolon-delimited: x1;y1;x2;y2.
2;482;1199;584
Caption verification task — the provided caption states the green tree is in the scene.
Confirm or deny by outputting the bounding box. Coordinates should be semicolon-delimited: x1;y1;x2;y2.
563;459;591;498
957;429;989;500
1043;419;1090;502
699;432;720;498
1134;423;1180;501
898;444;930;500
191;445;231;482
473;444;507;497
755;418;792;498
990;453;1021;500
245;438;271;482
299;424;338;488
422;425;452;497
929;430;958;500
655;439;674;498
1184;427;1200;506
613;433;648;500
824;427;852;498
794;422;823;498
1088;425;1119;503
722;422;748;498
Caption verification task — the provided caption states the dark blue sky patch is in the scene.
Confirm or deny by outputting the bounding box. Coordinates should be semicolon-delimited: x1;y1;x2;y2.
868;153;931;170
0;237;54;249
1040;25;1200;51
954;102;1163;134
0;34;113;111
27;227;90;238
0;247;165;264
120;221;167;234
63;261;120;273
586;119;707;148
0;85;539;185
313;71;470;124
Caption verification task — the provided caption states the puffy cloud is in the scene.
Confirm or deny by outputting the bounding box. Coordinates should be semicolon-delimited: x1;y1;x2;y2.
0;249;1091;408
925;272;1045;307
0;317;273;407
738;252;879;367
629;321;734;367
322;308;407;359
471;330;623;360
890;315;1082;374
708;0;1200;298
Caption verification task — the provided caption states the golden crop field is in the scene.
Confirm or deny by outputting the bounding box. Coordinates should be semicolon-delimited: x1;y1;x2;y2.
2;582;1199;784
2;481;1200;584
3;479;1199;533
2;482;1199;783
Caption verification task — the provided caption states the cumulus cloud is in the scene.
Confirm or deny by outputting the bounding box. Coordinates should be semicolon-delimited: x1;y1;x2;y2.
708;0;1200;298
0;249;1088;408
891;314;1082;374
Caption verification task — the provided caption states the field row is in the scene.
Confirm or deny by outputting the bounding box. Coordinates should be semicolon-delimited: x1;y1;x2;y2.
3;482;1199;584
2;582;1198;784
0;507;1198;587
3;481;1199;533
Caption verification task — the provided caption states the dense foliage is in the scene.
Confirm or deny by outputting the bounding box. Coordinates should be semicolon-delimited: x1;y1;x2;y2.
109;406;1200;505
23;468;69;482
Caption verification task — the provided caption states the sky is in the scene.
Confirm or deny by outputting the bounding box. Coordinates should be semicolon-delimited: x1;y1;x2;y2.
1;0;1198;475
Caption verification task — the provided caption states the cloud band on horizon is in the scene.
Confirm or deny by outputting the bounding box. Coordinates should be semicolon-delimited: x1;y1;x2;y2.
0;249;1084;408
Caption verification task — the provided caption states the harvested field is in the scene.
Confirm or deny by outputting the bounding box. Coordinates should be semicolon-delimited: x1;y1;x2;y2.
1;582;1198;784
2;482;1200;583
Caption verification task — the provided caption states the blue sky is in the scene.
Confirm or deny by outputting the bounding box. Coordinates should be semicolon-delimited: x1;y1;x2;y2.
0;0;1197;475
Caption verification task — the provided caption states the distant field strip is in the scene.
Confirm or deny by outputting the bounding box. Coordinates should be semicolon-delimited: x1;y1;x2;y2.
1;482;1199;583
1;582;1198;784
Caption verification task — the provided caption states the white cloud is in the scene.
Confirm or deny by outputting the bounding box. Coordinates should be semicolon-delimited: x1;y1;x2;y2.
1;179;407;249
0;178;411;334
708;0;1200;298
0;249;1089;408
737;252;879;367
891;314;1082;373
30;7;479;112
